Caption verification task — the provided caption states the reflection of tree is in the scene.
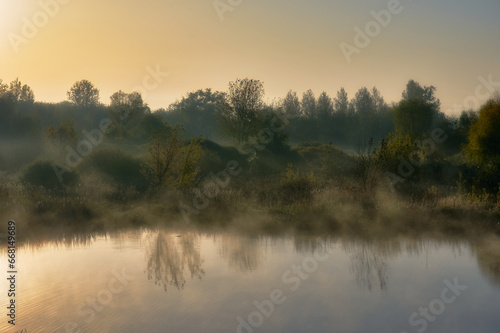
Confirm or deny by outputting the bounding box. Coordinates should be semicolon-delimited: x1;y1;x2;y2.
343;239;403;292
218;235;264;273
474;236;500;288
145;231;205;291
349;243;389;291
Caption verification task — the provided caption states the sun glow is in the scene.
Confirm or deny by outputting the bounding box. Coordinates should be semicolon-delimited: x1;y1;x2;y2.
0;1;21;30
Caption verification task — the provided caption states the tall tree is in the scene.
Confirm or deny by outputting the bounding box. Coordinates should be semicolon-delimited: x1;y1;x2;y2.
371;87;388;114
20;84;35;103
334;88;349;115
353;87;374;116
317;92;333;120
219;78;265;144
282;90;301;118
67;79;100;108
402;79;440;112
301;89;316;119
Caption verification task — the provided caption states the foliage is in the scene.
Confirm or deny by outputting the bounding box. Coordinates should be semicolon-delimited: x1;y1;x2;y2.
0;78;35;103
176;138;203;190
67;80;100;108
109;90;150;137
21;160;78;189
464;97;500;167
375;133;418;171
142;125;184;188
394;98;435;139
317;92;334;120
85;149;148;190
282;90;301;118
46;119;78;146
219;78;266;144
279;164;317;205
142;125;203;190
354;138;379;191
301;89;316;118
163;89;226;140
402;79;440;112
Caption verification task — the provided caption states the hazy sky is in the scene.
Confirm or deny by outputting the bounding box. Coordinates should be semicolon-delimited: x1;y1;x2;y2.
1;0;499;114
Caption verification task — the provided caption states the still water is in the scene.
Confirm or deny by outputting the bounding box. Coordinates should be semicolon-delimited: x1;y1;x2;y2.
1;227;499;333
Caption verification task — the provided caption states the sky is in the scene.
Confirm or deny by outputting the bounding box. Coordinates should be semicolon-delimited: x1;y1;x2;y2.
1;0;499;115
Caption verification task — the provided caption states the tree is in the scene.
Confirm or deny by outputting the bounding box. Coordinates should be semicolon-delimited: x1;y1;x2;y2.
9;79;22;100
0;79;8;98
353;87;374;116
109;90;149;136
402;79;440;113
166;89;226;139
317;92;333;120
393;98;435;139
142;125;184;188
176;138;203;190
1;78;35;102
282;90;301;118
334;88;349;115
301;89;316;118
142;125;203;189
219;78;265;144
20;84;35;103
464;97;500;167
371;87;388;114
67;80;100;108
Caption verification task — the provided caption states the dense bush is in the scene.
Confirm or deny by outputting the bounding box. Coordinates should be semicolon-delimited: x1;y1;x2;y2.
20;160;79;189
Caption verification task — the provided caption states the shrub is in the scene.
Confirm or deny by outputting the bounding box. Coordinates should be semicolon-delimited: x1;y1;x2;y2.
85;149;148;191
20;160;78;189
279;165;317;205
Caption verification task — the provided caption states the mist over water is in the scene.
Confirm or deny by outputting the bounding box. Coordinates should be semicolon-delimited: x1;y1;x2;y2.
1;224;499;333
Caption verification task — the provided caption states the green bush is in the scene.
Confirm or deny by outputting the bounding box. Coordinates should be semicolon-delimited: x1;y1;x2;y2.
20;160;78;189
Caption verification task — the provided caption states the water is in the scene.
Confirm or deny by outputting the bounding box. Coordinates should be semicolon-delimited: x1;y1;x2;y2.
1;227;499;333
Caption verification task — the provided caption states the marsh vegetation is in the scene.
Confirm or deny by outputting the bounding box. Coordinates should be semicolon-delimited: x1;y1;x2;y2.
0;77;499;234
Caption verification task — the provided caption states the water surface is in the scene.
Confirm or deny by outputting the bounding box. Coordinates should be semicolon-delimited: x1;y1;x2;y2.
1;227;499;333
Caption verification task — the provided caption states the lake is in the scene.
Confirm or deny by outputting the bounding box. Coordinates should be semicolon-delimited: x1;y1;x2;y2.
1;226;499;333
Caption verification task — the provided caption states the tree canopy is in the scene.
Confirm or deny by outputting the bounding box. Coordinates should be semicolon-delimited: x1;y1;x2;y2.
67;80;100;108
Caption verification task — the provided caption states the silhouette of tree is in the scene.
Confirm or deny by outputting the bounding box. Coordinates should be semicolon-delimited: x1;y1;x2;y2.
166;88;226;139
317;91;333;120
334;88;349;115
0;78;35;103
109;90;149;136
67;79;100;108
402;79;440;113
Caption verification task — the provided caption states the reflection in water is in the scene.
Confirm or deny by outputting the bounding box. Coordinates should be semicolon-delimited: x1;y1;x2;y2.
342;238;469;292
217;234;265;273
145;231;205;291
474;235;500;288
346;240;390;292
